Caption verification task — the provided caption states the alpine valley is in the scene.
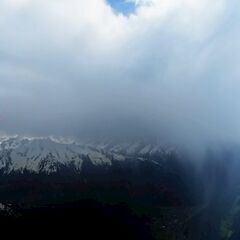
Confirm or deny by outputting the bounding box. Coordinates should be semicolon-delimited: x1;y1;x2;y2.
0;136;239;240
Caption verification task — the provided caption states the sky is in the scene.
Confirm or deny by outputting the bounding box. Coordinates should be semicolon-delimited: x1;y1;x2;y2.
1;0;240;148
107;0;136;15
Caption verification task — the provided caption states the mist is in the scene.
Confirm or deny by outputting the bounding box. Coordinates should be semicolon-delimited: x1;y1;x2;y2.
1;0;240;150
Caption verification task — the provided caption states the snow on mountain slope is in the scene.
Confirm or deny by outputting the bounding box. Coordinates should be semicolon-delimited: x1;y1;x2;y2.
0;136;110;173
0;136;176;174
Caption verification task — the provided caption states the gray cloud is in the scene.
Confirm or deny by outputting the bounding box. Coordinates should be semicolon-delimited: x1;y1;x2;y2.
0;0;240;149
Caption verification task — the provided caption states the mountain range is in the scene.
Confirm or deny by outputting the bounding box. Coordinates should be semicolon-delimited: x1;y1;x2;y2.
0;136;176;174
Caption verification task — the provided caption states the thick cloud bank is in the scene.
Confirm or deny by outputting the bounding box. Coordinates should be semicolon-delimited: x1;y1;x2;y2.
0;0;240;147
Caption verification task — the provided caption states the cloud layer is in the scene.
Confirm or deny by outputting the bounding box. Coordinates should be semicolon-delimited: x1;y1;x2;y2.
0;0;240;148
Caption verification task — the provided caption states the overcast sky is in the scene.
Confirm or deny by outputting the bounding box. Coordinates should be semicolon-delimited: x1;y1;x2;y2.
0;0;240;147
